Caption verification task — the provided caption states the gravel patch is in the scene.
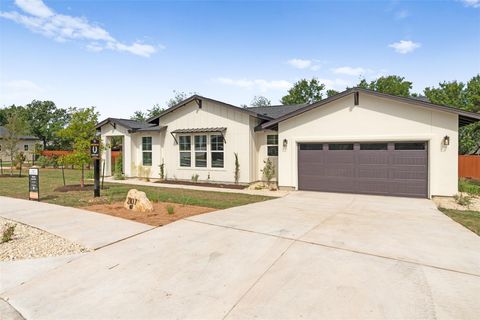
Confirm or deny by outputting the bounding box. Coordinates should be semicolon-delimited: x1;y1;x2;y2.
433;193;480;211
0;217;89;261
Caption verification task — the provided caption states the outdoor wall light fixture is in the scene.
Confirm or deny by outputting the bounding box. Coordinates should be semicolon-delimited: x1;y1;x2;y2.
443;135;450;146
283;138;288;148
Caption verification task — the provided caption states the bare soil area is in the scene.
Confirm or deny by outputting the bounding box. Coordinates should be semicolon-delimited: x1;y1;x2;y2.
433;194;480;211
83;201;216;226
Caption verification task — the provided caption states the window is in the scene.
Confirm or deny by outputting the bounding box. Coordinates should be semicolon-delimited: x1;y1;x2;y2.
329;143;354;150
24;145;29;151
360;143;388;150
195;135;207;167
267;134;278;156
179;136;191;167
394;142;425;150
300;144;323;150
142;137;152;166
211;135;224;168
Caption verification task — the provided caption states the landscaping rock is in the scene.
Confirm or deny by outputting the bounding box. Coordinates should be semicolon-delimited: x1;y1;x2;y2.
124;189;154;212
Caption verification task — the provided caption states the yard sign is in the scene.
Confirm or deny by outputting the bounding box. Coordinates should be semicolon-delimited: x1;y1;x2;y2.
29;167;40;201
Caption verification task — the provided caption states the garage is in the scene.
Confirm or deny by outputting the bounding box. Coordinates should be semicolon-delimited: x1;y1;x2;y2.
298;142;428;198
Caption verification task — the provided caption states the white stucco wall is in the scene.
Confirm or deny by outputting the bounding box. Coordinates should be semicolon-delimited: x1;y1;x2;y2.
99;123;132;176
159;100;254;183
277;93;458;197
0;140;38;162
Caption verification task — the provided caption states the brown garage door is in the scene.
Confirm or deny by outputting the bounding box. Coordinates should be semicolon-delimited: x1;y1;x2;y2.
298;142;428;198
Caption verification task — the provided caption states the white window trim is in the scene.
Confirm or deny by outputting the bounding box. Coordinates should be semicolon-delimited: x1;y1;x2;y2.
142;136;153;166
267;134;279;157
177;133;225;170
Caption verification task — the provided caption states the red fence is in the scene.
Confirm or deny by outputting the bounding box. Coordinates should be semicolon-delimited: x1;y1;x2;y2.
459;155;480;179
40;150;72;157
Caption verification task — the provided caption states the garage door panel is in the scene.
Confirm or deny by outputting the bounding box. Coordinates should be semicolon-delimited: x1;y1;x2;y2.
298;142;428;198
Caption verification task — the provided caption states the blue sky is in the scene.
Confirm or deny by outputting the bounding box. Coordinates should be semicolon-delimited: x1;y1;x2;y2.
0;0;479;119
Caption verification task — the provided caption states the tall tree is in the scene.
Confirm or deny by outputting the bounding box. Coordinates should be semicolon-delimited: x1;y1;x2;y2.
58;107;99;187
356;75;413;97
24;100;70;149
0;105;26;126
166;90;192;108
424;74;480;154
3;110;27;175
326;89;339;98
130;110;147;121
251;96;271;107
281;78;325;105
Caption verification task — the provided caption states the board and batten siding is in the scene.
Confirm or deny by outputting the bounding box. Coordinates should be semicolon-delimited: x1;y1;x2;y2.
277;93;458;197
159;99;255;183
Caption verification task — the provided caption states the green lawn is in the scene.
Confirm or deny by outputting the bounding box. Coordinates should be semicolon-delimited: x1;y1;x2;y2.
439;208;480;236
459;178;480;196
0;168;273;209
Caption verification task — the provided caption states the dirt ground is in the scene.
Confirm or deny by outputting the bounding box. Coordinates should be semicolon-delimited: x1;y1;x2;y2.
83;201;216;226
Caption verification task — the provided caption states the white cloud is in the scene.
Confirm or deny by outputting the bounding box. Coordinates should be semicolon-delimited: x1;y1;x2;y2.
461;0;480;8
0;80;45;104
388;40;421;54
332;66;372;77
216;77;292;92
287;58;322;71
0;0;159;57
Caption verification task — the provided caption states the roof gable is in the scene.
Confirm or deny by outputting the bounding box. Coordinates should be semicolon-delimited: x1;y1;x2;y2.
96;118;163;133
260;88;480;130
0;126;39;140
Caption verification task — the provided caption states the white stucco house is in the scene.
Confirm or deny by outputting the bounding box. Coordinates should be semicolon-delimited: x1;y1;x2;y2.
96;88;480;198
0;126;40;162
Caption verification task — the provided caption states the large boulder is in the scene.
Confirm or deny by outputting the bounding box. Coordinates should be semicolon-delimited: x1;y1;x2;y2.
124;189;153;212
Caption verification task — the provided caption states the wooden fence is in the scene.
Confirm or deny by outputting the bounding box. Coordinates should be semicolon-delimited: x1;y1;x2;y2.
459;155;480;179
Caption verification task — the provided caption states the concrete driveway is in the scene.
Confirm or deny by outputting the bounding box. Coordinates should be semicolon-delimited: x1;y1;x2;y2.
2;192;480;319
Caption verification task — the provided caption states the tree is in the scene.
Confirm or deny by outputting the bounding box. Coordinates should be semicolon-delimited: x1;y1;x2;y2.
326;89;339;98
58;107;99;187
23;100;70;150
3;110;27;176
356;75;412;97
281;78;325;105
251;96;271;107
0;105;27;126
424;74;480;154
130;110;147;121
166;90;193;108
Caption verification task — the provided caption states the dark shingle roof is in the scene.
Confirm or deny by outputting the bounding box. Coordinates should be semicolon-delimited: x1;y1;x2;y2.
246;104;309;119
0;126;39;140
96;118;164;133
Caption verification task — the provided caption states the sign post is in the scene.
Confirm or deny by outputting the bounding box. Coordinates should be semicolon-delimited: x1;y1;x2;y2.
29;167;40;201
90;138;101;198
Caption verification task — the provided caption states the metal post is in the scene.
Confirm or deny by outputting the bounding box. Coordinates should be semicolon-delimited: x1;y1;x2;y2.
94;159;100;197
0;159;2;175
101;159;105;190
62;162;66;186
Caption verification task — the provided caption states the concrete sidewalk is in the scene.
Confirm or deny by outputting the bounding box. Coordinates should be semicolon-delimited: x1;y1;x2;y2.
0;197;153;249
103;177;289;197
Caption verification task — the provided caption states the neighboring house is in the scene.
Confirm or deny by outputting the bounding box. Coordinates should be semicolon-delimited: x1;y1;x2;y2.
0;126;40;161
96;88;480;198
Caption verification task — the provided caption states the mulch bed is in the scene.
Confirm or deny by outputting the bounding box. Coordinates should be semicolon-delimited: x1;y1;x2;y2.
54;184;109;192
156;180;246;190
83;201;215;226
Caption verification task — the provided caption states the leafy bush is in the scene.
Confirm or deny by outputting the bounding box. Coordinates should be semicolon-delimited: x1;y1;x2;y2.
191;174;199;183
454;193;473;207
459;178;480;195
114;155;124;180
2;223;16;243
167;205;175;215
234;153;240;184
261;158;276;186
159;162;165;180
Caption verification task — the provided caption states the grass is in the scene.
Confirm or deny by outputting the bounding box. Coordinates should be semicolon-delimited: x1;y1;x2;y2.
0;168;273;209
439;208;480;236
458;178;480;195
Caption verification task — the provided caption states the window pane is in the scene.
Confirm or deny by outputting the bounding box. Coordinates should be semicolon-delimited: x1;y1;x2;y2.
211;135;224;151
179;136;191;151
211;152;224;168
195;135;207;151
143;152;152;166
328;143;354;150
300;144;323;150
267;135;278;145
180;152;191;167
195;152;207;167
267;146;278;156
394;142;425;150
360;143;388;150
24;145;28;151
142;137;152;151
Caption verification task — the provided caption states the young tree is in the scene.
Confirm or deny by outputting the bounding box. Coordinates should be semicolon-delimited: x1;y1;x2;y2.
3;111;27;176
356;75;412;97
58;107;99;187
251;96;271;107
281;78;325;105
24;100;70;150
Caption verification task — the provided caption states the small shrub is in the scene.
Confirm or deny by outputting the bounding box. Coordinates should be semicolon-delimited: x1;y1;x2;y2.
191;173;199;183
159;162;165;180
261;158;276;187
114;155;124;180
2;223;16;243
167;205;175;215
234;153;240;184
454;193;473;207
